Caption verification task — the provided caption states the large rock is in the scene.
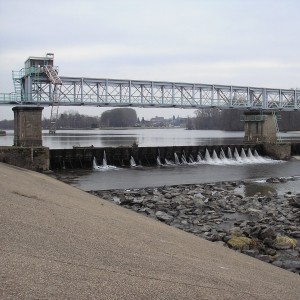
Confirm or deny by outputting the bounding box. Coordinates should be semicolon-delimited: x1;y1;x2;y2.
288;197;300;208
281;260;300;270
194;192;205;199
155;211;174;223
259;227;276;240
227;236;253;250
290;231;300;238
273;236;297;250
266;177;280;183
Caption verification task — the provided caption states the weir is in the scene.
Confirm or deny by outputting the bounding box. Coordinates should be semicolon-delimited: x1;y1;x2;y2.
50;144;266;170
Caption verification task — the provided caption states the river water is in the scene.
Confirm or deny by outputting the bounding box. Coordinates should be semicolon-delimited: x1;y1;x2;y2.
2;128;300;148
2;128;290;193
61;160;300;192
1;128;246;148
1;128;300;192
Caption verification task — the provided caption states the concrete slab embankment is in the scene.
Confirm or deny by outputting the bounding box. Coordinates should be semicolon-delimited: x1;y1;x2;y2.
0;162;299;300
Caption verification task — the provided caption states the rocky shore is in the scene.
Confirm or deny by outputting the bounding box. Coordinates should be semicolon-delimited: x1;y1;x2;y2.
89;177;300;275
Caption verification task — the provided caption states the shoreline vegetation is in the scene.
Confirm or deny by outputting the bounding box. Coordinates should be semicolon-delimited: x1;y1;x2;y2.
89;177;300;275
1;107;300;131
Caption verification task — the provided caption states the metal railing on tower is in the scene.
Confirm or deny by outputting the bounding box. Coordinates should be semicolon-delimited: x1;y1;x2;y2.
43;65;62;134
272;111;282;143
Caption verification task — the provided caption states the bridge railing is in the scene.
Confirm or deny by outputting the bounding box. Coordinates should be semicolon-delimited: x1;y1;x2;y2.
240;115;267;122
12;66;60;79
0;93;18;103
0;91;299;111
1;76;300;111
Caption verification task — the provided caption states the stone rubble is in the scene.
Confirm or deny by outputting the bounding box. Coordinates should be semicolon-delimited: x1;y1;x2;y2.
89;177;300;275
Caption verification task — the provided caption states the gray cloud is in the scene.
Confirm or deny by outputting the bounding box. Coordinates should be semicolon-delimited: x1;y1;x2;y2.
1;0;300;120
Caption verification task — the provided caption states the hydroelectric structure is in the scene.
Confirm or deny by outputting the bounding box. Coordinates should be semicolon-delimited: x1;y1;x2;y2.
1;53;299;134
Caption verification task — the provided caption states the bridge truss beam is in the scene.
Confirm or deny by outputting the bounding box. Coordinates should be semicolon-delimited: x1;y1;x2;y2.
2;76;300;111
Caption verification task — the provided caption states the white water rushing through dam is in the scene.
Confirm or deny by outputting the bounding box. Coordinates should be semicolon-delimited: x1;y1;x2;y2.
93;147;282;171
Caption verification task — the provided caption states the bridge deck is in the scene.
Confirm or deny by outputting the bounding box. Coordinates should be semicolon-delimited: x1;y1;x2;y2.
1;75;299;110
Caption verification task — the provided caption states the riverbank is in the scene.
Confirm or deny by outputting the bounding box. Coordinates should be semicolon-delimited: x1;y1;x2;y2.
90;177;300;275
1;162;300;299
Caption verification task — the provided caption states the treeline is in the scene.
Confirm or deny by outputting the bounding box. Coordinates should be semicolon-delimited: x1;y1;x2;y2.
186;109;244;131
100;108;137;127
1;108;300;131
0;119;14;129
186;109;300;131
42;110;100;129
45;108;138;129
0;108;138;129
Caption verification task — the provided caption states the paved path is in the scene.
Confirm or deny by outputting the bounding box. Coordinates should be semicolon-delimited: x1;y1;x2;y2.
0;163;299;299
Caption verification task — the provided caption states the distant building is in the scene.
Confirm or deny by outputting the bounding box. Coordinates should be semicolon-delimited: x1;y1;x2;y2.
150;116;165;123
141;115;187;128
148;116;165;127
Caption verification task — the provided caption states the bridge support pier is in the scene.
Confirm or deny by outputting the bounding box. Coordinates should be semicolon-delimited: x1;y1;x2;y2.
243;111;277;143
12;106;44;147
242;111;291;160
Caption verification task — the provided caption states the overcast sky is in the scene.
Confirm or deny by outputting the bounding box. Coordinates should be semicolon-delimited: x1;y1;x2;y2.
1;0;300;120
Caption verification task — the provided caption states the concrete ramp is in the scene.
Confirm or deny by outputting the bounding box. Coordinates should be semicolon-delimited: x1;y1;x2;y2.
0;163;299;299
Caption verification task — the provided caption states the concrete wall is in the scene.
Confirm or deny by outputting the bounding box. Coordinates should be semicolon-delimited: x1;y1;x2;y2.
291;143;300;155
50;144;264;169
1;142;295;172
262;114;277;143
263;143;291;160
13;106;44;147
243;112;277;143
0;147;50;171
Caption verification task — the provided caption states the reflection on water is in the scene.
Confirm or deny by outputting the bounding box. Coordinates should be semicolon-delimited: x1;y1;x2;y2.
1;128;300;149
244;183;277;197
235;178;300;198
0;129;245;149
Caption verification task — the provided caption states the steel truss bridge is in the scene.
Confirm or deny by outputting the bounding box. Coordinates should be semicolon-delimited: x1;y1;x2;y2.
1;71;300;111
2;53;298;134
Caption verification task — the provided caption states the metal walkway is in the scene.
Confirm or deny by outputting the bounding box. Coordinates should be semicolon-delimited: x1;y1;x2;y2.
0;57;299;111
2;76;299;111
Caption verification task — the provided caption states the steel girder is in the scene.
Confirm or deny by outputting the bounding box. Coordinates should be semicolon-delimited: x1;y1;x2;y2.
1;76;300;111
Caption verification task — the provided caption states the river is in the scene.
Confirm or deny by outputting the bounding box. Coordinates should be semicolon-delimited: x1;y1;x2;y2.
2;128;300;148
2;128;300;192
2;128;292;193
1;128;245;148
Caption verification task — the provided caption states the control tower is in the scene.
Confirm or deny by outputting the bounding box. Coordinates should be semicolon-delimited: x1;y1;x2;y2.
13;53;62;141
13;53;62;134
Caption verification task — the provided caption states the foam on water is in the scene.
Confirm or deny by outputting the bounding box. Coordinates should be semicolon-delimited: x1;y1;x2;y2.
157;156;163;166
94;148;283;169
174;153;181;165
181;154;188;165
164;158;174;165
93;152;118;171
157;147;283;167
130;156;137;167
